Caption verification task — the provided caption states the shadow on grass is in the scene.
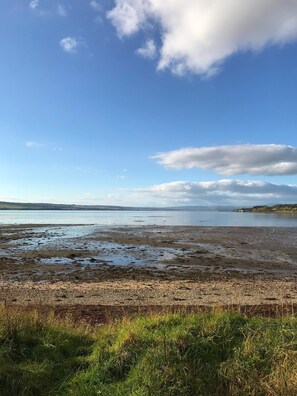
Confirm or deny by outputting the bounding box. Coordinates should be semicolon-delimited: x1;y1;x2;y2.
0;309;92;395
1;308;297;395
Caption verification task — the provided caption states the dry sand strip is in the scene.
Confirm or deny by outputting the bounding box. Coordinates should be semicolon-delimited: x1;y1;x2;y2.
1;278;297;307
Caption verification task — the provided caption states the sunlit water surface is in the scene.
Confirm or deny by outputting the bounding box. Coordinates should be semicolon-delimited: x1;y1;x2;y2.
1;210;297;227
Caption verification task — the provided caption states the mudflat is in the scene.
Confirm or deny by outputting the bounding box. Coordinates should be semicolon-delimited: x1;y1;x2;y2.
0;224;296;314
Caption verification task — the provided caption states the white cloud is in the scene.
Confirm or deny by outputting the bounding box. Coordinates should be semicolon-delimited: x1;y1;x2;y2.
134;179;297;205
29;1;67;16
57;4;67;17
59;37;80;53
90;0;102;12
136;39;157;58
61;178;297;206
25;141;44;148
29;0;39;10
107;0;297;76
153;144;297;176
108;0;148;37
90;1;103;23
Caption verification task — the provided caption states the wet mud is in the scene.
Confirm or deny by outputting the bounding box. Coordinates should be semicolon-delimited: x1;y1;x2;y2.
0;224;296;308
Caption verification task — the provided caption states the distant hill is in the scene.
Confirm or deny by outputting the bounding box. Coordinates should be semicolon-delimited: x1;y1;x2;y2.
0;201;140;211
0;201;234;211
236;204;297;213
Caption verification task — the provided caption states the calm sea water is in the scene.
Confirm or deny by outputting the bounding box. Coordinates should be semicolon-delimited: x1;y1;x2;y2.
0;210;297;227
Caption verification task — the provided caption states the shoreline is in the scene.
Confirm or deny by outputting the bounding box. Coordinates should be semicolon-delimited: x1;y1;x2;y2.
1;224;296;312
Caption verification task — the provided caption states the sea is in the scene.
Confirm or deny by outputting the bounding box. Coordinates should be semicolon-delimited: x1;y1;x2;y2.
0;210;297;227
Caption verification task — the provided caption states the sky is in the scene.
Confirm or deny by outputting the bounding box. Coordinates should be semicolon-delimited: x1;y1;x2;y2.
0;0;297;207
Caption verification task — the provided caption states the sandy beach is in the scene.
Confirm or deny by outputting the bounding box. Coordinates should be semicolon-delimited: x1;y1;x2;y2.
1;224;297;320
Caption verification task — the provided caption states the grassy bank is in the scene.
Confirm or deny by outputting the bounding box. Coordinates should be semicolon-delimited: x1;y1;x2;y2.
237;204;297;213
0;308;297;395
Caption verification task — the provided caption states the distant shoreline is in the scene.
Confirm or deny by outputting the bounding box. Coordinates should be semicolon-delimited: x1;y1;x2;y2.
2;201;297;213
236;204;297;213
0;201;233;211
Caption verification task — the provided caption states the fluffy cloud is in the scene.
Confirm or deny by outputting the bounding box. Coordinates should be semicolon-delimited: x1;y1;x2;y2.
60;37;80;53
57;4;67;17
71;179;297;206
135;179;297;205
90;0;102;12
108;0;151;37
136;39;157;58
29;0;39;10
107;0;297;76
153;144;297;176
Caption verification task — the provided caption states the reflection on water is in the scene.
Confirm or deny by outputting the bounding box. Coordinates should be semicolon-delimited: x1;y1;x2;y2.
0;210;297;227
1;223;194;270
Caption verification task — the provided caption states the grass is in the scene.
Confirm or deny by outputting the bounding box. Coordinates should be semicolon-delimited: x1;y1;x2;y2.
0;308;92;395
0;308;297;395
237;204;297;213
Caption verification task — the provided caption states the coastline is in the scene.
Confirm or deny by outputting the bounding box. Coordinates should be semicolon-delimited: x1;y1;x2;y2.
1;224;296;317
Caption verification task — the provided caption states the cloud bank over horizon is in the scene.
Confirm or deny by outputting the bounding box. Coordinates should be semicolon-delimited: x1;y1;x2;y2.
130;179;297;206
107;0;297;76
153;144;297;176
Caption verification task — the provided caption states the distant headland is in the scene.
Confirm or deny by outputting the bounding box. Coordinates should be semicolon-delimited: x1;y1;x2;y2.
236;204;297;213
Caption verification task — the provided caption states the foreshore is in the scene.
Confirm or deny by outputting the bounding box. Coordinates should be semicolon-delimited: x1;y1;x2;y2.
1;224;296;321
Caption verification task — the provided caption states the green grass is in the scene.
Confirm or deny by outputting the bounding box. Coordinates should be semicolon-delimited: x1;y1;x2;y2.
0;308;297;395
237;204;297;213
0;309;92;395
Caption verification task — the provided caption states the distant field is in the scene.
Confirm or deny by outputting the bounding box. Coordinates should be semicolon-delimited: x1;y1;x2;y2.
1;308;297;395
0;203;29;209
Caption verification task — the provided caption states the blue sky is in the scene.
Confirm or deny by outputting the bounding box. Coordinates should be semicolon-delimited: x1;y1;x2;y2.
1;0;297;206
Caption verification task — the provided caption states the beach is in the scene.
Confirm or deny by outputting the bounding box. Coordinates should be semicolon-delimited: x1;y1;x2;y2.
0;224;296;319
